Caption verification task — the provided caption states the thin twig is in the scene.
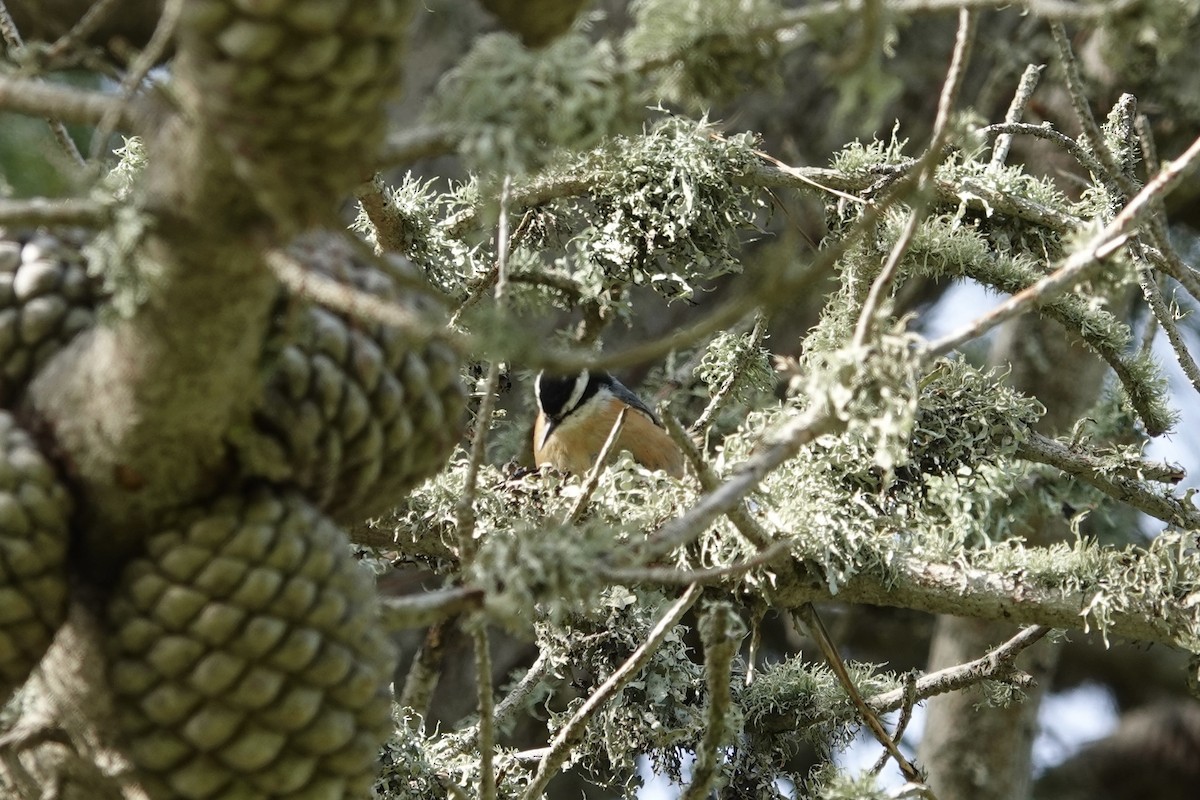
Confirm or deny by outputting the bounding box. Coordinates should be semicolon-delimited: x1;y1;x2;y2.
0;4;84;166
449;210;538;328
519;584;702;800
454;176;514;561
868;626;1051;713
1137;262;1200;397
926;132;1200;359
981;121;1105;178
663;409;771;551
759;625;1052;735
89;0;180;160
853;9;976;349
642;403;843;559
1134;113;1200;303
989;64;1045;170
564;408;628;524
1050;22;1138;197
680;605;742;800
601;539;795;586
794;605;926;785
472;619;497;800
870;671;920;774
46;0;124;61
748;145;867;206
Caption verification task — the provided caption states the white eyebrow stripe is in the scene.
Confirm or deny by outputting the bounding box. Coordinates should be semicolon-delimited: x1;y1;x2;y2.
563;369;590;415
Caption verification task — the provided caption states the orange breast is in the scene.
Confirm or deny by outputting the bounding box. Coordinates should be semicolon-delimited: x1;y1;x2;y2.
534;397;684;477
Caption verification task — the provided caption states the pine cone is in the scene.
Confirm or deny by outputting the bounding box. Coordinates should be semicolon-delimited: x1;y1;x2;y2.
0;233;96;403
176;0;413;222
249;234;464;523
107;489;396;800
0;411;71;701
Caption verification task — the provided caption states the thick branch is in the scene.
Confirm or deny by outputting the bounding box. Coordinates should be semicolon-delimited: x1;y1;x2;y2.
773;545;1200;653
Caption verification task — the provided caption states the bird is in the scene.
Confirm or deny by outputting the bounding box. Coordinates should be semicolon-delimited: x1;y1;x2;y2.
533;370;685;478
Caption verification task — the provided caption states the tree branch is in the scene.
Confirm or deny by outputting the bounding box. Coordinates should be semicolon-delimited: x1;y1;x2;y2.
773;541;1200;652
0;197;107;227
755;625;1052;734
0;73;137;130
1015;432;1199;528
925;132;1200;370
519;584;702;799
378;586;484;631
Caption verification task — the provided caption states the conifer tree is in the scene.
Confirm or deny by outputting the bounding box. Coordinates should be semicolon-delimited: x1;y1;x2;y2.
1;1;1198;799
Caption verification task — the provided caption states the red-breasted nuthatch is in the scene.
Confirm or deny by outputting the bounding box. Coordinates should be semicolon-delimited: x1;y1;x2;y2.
534;370;685;477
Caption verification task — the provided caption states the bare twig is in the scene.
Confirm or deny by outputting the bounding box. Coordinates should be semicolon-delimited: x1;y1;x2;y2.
0;5;85;165
45;0;123;62
0;74;133;129
853;9;975;349
989;64;1045;169
520;584;703;800
748;145;867;206
926;132;1200;361
680;605;743;800
870;672;920;774
378;586;485;630
794;605;927;785
0;197;108;227
89;0;180;160
1137;263;1200;396
455;176;514;560
564;407;628;524
981;121;1105;178
1050;22;1138;197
